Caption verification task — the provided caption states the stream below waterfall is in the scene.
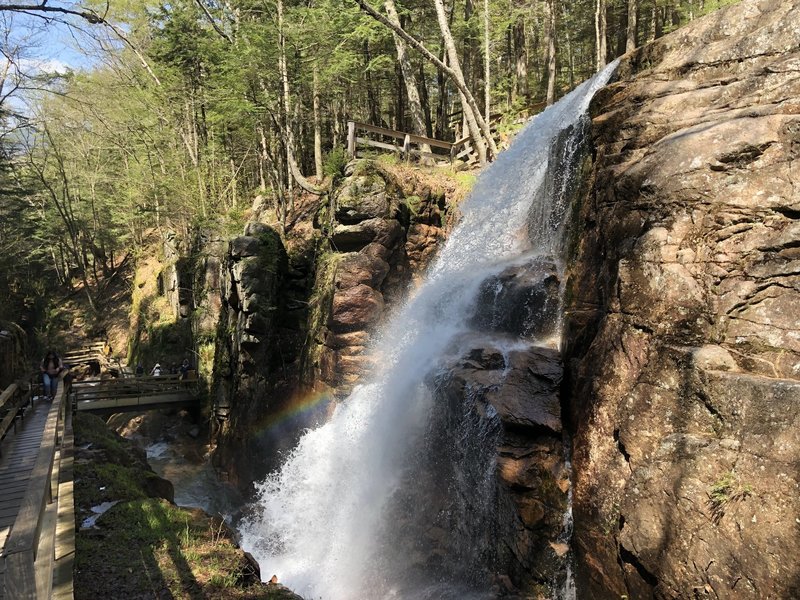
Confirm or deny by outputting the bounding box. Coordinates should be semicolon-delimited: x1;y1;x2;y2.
239;61;620;600
146;439;242;517
112;411;243;518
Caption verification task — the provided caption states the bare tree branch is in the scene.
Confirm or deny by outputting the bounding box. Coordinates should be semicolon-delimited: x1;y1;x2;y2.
0;2;162;85
193;0;231;43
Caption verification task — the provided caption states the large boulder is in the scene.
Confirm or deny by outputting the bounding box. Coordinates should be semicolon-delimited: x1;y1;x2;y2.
334;173;392;223
330;218;403;252
331;284;385;333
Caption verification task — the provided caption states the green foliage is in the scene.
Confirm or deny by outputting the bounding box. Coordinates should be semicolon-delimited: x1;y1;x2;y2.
323;147;348;180
404;194;422;216
3;0;742;337
708;471;753;524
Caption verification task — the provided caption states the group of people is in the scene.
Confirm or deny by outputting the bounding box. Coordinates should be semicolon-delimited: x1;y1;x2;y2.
134;358;193;378
40;350;194;398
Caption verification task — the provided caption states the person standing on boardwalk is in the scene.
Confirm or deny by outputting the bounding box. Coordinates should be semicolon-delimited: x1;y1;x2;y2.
40;350;64;399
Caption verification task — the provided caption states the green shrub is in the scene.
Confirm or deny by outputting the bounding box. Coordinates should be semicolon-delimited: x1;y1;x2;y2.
323;147;348;179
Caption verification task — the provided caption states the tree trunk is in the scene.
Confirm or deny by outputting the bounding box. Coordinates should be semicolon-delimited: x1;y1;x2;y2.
545;0;557;105
313;65;324;181
513;17;528;105
356;0;497;159
561;1;575;88
384;0;428;142
433;0;487;164
595;0;607;70
485;0;492;119
419;63;434;137
436;49;448;140
278;0;322;198
363;40;381;126
626;0;638;52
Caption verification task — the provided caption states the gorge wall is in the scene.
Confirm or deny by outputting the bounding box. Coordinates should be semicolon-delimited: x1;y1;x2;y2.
565;0;800;597
211;162;452;486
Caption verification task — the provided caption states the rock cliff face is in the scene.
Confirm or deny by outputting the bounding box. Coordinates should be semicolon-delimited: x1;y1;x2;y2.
211;218;314;486
212;161;452;486
304;161;449;399
565;1;800;597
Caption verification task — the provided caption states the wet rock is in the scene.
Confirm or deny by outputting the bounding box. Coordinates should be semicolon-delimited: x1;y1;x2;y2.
472;259;561;339
406;223;444;274
389;337;569;594
143;474;175;503
265;581;305;600
451;343;563;433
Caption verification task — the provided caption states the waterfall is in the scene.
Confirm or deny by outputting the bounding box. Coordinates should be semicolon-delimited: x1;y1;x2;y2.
238;61;619;600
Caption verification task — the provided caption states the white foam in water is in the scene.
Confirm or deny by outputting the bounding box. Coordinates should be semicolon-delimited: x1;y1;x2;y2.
146;441;170;459
239;62;619;600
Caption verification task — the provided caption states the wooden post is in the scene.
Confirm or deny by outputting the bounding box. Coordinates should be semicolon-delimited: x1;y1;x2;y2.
347;121;356;158
403;134;411;161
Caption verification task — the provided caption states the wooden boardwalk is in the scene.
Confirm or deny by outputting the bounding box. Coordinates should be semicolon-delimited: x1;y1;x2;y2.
0;398;50;564
0;380;74;600
71;375;200;415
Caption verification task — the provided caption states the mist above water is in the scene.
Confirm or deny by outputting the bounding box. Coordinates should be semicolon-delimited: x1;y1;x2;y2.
238;62;619;600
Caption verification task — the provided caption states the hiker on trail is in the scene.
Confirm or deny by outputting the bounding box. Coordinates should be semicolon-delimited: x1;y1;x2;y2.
150;362;163;377
135;362;144;376
179;358;191;379
40;350;65;399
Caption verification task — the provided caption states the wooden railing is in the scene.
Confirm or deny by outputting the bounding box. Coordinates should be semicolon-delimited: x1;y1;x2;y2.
71;374;200;414
61;341;108;365
347;120;510;167
2;373;73;599
347;121;477;164
0;383;33;457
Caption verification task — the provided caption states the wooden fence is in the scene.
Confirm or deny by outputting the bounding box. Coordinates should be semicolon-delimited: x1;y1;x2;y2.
0;383;32;458
346;121;475;165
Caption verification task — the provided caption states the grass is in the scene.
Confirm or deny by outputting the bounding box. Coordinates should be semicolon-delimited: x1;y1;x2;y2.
707;471;753;524
73;413;289;599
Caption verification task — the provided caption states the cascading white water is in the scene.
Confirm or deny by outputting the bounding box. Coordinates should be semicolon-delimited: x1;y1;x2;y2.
239;61;619;600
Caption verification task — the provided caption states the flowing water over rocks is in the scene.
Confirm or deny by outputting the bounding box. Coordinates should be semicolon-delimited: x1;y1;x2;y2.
238;61;619;599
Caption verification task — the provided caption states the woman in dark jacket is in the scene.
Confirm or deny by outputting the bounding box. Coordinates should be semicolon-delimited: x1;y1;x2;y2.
40;350;64;398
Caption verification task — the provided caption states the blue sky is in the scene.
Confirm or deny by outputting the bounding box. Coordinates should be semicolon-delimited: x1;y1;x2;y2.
8;11;98;73
2;9;102;118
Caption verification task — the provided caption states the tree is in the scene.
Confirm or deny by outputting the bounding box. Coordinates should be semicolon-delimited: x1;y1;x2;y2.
384;0;427;140
595;0;607;70
626;0;638;53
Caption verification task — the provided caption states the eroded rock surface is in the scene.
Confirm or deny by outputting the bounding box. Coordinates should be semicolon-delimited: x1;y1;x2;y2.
565;1;800;597
304;161;449;398
383;335;570;597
